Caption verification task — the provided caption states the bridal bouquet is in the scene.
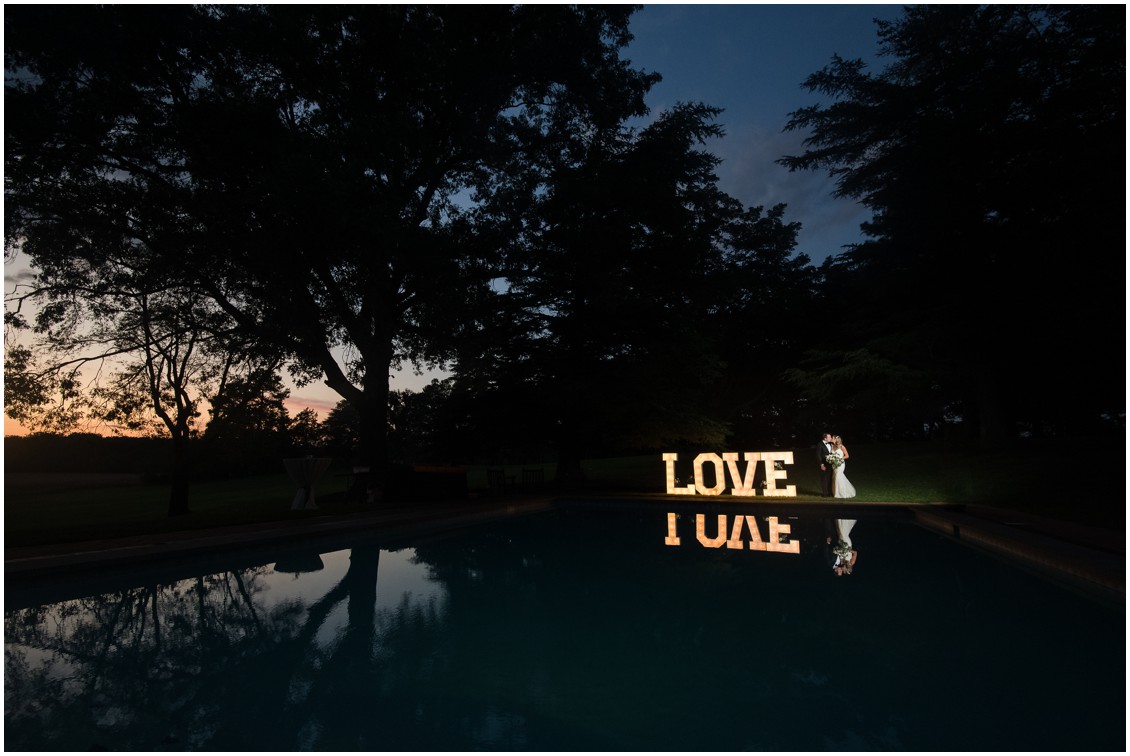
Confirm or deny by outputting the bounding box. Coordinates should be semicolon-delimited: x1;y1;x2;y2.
825;453;844;469
833;539;853;561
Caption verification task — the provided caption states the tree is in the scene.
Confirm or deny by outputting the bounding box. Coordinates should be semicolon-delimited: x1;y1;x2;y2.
2;345;84;434
779;6;1125;444
320;400;362;458
387;378;461;463
287;408;325;454
5;272;273;514
200;361;296;476
4;213;295;513
5;5;658;492
706;203;818;448
453;103;813;474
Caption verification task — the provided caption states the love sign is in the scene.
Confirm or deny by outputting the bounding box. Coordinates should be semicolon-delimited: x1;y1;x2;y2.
662;452;796;497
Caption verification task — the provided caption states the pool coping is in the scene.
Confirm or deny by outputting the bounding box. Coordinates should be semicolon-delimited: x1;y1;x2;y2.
909;506;1124;606
5;495;1124;606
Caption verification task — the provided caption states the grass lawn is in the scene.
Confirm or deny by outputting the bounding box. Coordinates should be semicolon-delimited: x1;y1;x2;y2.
4;472;373;548
5;440;1123;548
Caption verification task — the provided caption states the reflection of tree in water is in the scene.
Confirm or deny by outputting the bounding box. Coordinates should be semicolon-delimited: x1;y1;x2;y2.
4;544;509;751
5;512;881;750
4;535;538;750
5;552;370;750
21;510;1111;751
7;510;1124;750
6;566;300;749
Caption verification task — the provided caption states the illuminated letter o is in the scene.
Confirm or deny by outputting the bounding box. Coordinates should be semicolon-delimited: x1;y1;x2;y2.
693;453;726;496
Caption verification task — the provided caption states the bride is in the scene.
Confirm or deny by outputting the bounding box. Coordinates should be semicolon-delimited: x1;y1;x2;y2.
831;435;856;499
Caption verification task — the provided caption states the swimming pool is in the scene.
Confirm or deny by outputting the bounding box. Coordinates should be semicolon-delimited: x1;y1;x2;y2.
4;503;1124;750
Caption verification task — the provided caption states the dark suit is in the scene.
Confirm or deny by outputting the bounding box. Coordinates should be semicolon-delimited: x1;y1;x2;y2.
816;439;834;497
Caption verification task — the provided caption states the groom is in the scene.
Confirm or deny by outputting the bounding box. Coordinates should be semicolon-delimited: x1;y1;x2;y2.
815;433;834;497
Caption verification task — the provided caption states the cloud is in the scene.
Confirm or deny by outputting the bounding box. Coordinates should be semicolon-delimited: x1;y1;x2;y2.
284;395;339;418
5;258;38;290
7;268;36;286
710;121;870;263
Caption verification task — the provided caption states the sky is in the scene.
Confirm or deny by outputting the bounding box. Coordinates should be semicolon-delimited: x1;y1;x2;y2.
4;4;909;431
623;3;905;264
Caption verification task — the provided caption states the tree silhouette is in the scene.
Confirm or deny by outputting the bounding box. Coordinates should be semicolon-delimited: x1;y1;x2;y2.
5;262;265;514
4;546;393;750
199;362;296;477
320;399;362;456
5;6;657;488
706;203;817;448
451;103;813;473
4;564;307;750
779;6;1125;444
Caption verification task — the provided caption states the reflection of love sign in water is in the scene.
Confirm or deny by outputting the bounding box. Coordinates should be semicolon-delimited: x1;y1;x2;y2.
663;452;796;497
664;513;800;554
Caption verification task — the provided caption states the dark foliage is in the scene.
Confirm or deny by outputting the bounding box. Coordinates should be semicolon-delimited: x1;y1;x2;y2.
5;5;657;486
780;5;1125;445
8;5;1121;485
451;103;815;469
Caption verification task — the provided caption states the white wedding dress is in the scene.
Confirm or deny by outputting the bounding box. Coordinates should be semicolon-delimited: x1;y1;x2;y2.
833;449;856;499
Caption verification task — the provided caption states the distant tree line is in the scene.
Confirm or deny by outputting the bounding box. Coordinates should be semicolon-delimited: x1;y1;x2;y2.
5;6;1123;512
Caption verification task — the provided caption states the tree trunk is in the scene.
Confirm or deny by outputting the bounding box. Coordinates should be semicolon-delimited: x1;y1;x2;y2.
355;367;391;502
317;343;391;504
168;430;191;516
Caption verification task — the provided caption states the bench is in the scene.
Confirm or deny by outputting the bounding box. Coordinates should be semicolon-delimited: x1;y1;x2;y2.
521;468;545;488
487;468;516;494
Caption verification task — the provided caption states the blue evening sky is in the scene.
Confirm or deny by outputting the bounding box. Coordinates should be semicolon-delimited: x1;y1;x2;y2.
625;3;905;264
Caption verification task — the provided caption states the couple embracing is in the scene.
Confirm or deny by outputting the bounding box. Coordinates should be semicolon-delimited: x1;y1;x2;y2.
816;433;856;499
817;433;858;577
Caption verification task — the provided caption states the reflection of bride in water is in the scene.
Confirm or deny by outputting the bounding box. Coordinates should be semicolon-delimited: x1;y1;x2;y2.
828;518;858;576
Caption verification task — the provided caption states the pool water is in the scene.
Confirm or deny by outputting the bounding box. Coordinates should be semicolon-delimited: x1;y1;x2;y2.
4;504;1124;751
